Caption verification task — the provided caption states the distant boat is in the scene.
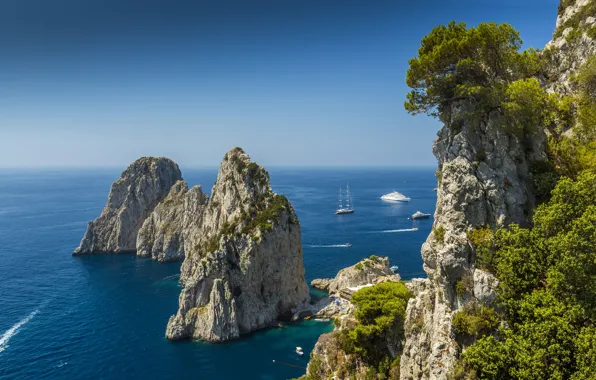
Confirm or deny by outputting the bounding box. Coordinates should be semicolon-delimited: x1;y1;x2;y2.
344;243;352;247
381;191;411;202
336;185;355;215
296;347;304;356
433;188;438;192
412;211;431;220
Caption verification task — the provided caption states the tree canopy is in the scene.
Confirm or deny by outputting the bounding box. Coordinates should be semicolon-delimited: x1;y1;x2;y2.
461;171;596;379
405;21;540;122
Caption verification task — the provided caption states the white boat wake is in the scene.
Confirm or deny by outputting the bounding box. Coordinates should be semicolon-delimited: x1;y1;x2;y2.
374;228;419;233
0;309;40;353
306;244;352;248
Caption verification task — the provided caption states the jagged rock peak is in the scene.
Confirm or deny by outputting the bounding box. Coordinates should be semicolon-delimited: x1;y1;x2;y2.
165;148;309;342
73;157;182;255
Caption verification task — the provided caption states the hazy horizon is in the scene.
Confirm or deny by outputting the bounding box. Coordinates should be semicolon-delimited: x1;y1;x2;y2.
1;0;558;168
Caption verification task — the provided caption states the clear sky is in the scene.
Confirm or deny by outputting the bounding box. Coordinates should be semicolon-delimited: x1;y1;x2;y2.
0;0;559;168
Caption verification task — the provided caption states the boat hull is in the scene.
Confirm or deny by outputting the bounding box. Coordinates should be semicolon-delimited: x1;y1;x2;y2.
335;209;354;215
381;197;410;202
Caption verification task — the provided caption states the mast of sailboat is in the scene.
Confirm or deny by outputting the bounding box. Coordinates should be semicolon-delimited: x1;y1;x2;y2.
338;187;343;209
345;185;352;210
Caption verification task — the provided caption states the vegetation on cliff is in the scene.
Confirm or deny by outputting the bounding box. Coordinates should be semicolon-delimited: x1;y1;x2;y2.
457;172;596;379
406;11;596;379
339;282;412;379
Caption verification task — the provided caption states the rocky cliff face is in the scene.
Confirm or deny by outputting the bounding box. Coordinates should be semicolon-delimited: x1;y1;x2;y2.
545;0;596;94
312;256;398;295
399;110;547;379
74;157;182;255
136;180;209;262
165;148;310;342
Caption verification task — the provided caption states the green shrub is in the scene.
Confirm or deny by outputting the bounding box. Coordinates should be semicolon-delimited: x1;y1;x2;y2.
355;263;363;271
565;27;583;45
530;160;560;204
554;0;596;38
467;227;496;271
433;225;446;243
339;282;412;374
452;304;499;339
461;172;596;379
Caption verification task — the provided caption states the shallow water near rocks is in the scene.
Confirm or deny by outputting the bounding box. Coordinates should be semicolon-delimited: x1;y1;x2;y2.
0;167;435;379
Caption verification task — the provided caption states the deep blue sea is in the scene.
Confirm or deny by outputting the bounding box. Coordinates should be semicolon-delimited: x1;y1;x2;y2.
0;167;436;380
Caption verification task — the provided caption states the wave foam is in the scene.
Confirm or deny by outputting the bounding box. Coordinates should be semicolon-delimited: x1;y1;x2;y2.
375;228;418;233
0;309;39;353
306;244;352;248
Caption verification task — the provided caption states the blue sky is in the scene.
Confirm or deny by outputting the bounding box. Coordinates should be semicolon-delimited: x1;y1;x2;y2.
0;0;559;167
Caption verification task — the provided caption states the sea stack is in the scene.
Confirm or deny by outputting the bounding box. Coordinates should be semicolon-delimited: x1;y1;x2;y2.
165;147;310;342
73;157;182;255
136;181;209;262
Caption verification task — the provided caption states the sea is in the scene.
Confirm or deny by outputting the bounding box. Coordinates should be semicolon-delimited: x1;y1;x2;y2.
0;167;436;380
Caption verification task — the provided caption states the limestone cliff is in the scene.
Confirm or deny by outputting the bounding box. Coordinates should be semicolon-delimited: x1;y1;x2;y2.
398;102;547;379
545;0;596;94
165;148;310;342
73;157;182;255
397;2;596;377
136;181;209;262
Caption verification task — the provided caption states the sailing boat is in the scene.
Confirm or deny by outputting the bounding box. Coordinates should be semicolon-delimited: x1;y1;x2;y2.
336;185;355;215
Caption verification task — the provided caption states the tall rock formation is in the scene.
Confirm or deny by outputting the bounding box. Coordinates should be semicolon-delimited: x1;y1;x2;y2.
398;2;596;377
398;103;547;380
544;0;596;94
73;157;182;255
165;148;310;342
136;180;209;262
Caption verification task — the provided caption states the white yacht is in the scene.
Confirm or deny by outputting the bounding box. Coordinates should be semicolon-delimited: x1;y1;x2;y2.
296;347;304;356
411;211;431;220
336;185;354;215
381;191;411;202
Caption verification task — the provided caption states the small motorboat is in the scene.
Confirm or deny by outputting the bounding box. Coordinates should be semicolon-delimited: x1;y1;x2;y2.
344;243;352;247
296;347;304;356
412;211;431;220
390;265;399;273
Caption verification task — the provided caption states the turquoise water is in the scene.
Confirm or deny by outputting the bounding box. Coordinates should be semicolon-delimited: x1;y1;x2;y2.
0;167;435;379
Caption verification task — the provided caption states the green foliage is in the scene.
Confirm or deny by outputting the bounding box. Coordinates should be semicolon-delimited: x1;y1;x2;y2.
354;263;363;271
454;273;473;298
452;304;499;339
565;27;583;45
530;160;561;204
554;0;596;38
339;282;412;375
461;172;596;379
304;355;323;380
241;194;294;235
433;225;446;243
558;0;577;15
454;280;467;298
500;78;552;136
588;25;596;39
405;21;541;124
545;56;596;179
